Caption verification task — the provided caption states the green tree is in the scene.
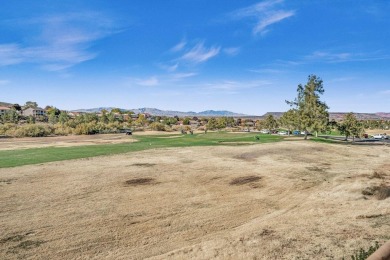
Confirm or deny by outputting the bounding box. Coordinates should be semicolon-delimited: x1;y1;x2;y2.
24;101;38;109
111;108;122;114
11;104;22;111
263;115;278;131
182;117;191;125
100;110;108;124
4;109;19;123
206;118;217;130
107;112;116;123
136;114;147;126
279;109;297;136
287;75;329;139
338;112;364;142
46;106;61;116
58;111;69;125
48;113;58;124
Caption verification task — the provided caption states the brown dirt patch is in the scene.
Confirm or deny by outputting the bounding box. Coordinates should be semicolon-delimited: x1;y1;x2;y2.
125;178;157;186
130;163;156;167
230;175;262;185
376;186;390;200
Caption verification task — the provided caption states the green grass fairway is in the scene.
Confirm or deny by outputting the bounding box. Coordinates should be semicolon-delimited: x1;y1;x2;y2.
0;132;282;168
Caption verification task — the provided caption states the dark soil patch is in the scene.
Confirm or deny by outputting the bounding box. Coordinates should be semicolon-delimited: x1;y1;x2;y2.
369;171;386;179
131;163;156;167
362;185;390;200
357;213;390;219
14;240;44;250
0;234;25;244
376;186;390;200
230;175;262;185
0;231;34;244
0;178;15;185
362;186;380;196
125;178;157;186
233;153;260;161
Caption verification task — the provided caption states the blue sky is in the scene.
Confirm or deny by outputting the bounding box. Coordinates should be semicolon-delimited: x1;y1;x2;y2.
1;0;389;115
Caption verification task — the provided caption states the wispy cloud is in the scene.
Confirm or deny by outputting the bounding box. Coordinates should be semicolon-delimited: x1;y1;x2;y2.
202;79;271;94
158;63;178;72
249;68;283;74
304;50;390;63
128;72;197;87
231;0;295;35
170;73;198;81
137;76;159;87
275;50;390;67
306;51;352;62
223;47;241;56
180;42;220;64
170;39;187;52
0;12;120;71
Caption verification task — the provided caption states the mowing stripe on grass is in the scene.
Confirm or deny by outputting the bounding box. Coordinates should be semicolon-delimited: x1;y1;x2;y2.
0;133;282;168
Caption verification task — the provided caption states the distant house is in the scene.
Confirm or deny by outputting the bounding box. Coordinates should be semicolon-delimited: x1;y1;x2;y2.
0;106;11;116
23;107;46;117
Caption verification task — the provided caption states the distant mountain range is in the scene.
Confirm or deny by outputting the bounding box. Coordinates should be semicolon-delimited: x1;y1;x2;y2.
263;112;390;120
72;107;248;117
2;101;390;119
74;107;390;119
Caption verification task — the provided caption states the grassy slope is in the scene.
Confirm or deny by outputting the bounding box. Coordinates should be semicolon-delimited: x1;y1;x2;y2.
0;132;281;168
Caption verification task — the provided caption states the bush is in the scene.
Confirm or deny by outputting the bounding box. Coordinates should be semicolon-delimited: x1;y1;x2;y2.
53;124;72;136
13;124;54;137
149;122;166;131
72;123;100;135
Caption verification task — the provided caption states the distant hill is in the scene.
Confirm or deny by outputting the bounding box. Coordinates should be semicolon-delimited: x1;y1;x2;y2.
72;107;248;117
262;112;390;120
0;101;13;107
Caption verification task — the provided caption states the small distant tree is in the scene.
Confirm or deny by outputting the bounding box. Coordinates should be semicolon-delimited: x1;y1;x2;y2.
11;104;22;111
216;117;228;129
338;112;364;142
46;106;61;116
107;112;116;123
4;109;19;123
24;101;38;109
58;111;69;125
207;118;217;130
279;109;297;136
100;110;108;124
48;113;58;124
110;108;122;114
182;117;191;125
263;114;278;131
136;114;147;126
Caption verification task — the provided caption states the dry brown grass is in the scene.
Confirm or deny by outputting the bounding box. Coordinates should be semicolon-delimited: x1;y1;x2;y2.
1;139;390;259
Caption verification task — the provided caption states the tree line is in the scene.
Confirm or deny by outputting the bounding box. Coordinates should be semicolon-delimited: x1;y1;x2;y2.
1;75;389;139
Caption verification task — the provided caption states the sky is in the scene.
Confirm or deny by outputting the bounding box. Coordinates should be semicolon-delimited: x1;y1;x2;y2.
0;0;390;115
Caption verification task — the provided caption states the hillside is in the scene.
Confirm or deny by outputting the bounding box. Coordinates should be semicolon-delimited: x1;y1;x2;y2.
73;107;248;117
262;112;390;120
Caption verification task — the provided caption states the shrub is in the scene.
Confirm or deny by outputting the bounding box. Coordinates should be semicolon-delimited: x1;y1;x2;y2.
13;124;53;137
149;122;166;131
53;124;72;136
